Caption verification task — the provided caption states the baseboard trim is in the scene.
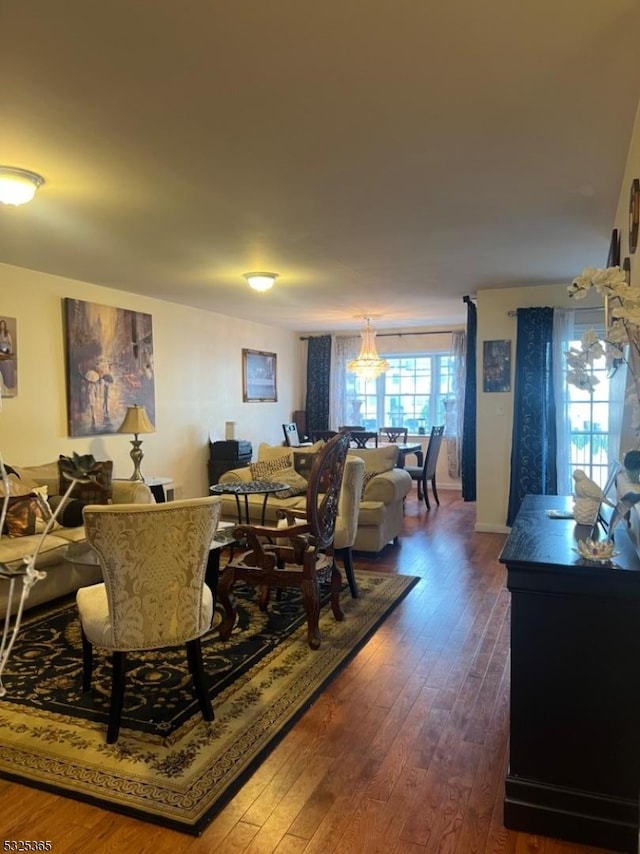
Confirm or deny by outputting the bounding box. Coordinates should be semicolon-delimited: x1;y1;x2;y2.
474;522;510;534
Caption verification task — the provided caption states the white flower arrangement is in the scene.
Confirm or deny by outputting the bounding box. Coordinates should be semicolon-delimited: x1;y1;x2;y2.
566;265;640;401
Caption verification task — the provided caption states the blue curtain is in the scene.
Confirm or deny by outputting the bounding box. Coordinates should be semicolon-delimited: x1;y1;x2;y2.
461;297;477;501
507;307;557;526
305;335;331;433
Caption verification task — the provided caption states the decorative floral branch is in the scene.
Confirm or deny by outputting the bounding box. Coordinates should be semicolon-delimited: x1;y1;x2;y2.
566;265;640;437
0;452;101;697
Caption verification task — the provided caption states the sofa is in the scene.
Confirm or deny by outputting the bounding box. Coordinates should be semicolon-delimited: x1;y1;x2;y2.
0;461;154;615
217;442;412;553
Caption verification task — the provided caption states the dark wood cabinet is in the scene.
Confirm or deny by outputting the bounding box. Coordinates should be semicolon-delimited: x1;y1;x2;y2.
208;440;252;486
500;495;640;853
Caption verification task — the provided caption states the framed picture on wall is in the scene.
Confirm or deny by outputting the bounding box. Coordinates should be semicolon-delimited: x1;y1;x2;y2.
242;349;277;402
482;339;512;393
64;298;155;436
0;315;18;398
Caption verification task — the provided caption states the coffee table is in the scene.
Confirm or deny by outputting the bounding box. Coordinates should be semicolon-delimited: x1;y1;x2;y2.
210;480;289;524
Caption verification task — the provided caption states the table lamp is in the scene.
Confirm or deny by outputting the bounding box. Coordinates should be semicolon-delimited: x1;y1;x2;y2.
117;404;155;481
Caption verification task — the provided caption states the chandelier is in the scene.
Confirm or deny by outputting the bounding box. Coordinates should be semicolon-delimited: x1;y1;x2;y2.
347;318;390;380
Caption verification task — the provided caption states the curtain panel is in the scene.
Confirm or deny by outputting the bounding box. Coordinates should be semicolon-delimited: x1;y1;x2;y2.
305;335;331;433
461;297;477;501
507;306;557;526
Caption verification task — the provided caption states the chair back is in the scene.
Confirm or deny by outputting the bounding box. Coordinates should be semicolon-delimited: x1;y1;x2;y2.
311;430;338;443
83;496;221;649
305;432;350;550
333;456;365;550
282;422;301;447
424;425;445;479
380;426;408;443
339;425;364;432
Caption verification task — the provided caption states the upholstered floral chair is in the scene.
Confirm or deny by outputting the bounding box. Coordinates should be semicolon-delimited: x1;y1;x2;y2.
77;496;222;743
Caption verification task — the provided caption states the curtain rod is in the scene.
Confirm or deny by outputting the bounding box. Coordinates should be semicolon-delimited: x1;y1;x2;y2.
507;306;602;317
300;329;456;340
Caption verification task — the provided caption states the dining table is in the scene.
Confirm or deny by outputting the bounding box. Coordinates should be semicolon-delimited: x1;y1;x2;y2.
380;441;424;468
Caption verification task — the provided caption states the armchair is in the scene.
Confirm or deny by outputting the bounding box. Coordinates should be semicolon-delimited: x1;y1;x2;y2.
77;496;222;743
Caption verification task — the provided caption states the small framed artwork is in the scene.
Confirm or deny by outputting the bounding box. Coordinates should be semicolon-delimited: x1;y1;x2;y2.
629;177;639;254
242;349;277;402
483;339;511;393
607;228;621;267
0;315;18;397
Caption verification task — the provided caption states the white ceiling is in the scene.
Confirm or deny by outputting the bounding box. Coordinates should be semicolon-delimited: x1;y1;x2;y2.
1;1;639;332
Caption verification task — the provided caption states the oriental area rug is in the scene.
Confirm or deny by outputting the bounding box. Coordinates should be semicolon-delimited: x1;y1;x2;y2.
0;570;418;834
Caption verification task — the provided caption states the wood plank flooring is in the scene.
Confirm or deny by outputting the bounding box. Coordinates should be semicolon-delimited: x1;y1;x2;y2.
0;490;617;853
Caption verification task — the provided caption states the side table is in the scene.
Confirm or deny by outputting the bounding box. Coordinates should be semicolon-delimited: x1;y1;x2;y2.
210;480;289;524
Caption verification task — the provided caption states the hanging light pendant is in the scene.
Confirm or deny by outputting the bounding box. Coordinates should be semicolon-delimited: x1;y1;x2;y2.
347;318;390;380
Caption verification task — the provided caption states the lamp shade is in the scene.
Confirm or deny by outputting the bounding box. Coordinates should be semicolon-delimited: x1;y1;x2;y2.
243;272;278;292
117;405;155;435
0;167;45;206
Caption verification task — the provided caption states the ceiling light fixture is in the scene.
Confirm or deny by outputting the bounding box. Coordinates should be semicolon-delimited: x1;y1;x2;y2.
0;166;45;206
347;318;390;380
243;271;278;292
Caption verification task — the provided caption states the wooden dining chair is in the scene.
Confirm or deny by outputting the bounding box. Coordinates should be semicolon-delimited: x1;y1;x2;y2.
405;425;445;509
379;426;408;443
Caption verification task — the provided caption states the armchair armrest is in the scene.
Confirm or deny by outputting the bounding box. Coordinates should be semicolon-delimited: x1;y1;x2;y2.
218;467;253;485
363;469;412;504
112;481;155;504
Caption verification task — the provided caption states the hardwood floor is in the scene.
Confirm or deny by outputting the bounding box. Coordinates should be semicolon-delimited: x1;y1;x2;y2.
0;490;616;853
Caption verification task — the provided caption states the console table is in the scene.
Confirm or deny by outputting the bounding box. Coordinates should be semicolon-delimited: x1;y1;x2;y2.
499;494;640;853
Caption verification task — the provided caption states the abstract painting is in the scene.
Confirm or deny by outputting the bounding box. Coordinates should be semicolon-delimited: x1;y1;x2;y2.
64;298;155;437
0;315;18;398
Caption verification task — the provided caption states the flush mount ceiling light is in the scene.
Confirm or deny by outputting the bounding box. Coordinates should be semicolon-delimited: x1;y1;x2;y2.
243;272;278;292
0;167;45;206
347;318;390;380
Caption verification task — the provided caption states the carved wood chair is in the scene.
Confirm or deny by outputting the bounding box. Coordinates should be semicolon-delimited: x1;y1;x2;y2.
405;425;445;509
217;432;350;650
77;496;222;743
379;426;408;444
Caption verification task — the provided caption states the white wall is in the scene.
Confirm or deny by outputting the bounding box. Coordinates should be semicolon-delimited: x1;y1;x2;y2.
475;99;640;532
0;263;303;497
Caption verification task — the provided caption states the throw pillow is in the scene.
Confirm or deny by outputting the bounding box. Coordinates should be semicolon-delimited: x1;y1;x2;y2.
0;469;41;497
2;492;51;538
361;470;385;498
257;444;294;465
270;467;309;500
48;495;87;528
249;456;291;481
57;458;113;505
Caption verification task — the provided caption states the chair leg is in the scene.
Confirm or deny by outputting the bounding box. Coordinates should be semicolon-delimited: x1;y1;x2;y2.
416;479;423;500
107;651;127;744
186;638;214;722
217;567;238;641
301;552;321;650
330;560;345;623
336;546;359;598
422;476;431;510
431;476;440;506
80;627;93;693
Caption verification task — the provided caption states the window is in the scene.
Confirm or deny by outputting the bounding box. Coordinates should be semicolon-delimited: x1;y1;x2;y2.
562;322;617;490
348;354;454;433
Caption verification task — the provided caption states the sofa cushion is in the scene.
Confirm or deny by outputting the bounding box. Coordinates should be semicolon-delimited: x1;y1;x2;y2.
348;445;398;472
13;461;61;496
249;456;291;480
57;457;113;504
270;467;308;499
